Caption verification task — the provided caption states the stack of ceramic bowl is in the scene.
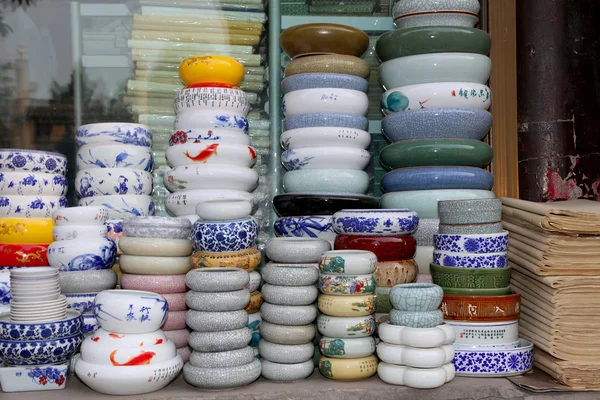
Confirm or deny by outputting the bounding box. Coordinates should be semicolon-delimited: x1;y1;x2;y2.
183;268;261;390
164;55;258;222
258;237;330;382
7;267;67;322
331;209;419;328
316;249;378;381
119;216;193;362
51;207;118;336
76;289;183;395
377;283;455;388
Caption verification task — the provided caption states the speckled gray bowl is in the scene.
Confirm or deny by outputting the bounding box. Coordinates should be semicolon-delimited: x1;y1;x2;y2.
261;284;318;306
189;346;255;368
123;216;192;239
281;73;369;94
260;321;316;345
438;198;502;224
186;289;251;312
186;268;250;292
258;340;314;364
59;270;117;294
389;309;444;328
189;328;252;352
265;238;331;264
187;310;249;332
262;262;319;286
414;218;439;246
183;358;261;390
260;303;317;326
438;222;504;235
260;359;314;382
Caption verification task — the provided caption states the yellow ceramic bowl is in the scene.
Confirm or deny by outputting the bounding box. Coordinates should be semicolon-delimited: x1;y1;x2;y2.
245;290;263;314
179;55;245;87
318;354;378;381
0;218;55;244
191;248;261;272
318;294;375;317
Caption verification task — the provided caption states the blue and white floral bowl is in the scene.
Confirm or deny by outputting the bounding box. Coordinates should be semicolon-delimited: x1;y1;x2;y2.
433;250;508;269
282;73;369;94
48;237;116;271
0;332;83;366
434;231;509;254
332;209;419;236
0;172;67;196
274;215;335;245
0;149;67;175
283;113;369;132
78;195;155;220
75;168;153;198
75;123;152;148
0;195;67;218
77;144;153;172
191;217;258;253
453;339;534;377
0;310;82;341
93;290;168;334
65;293;97;315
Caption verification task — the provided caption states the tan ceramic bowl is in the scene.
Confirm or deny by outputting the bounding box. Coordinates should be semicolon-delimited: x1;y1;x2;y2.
280;23;370;59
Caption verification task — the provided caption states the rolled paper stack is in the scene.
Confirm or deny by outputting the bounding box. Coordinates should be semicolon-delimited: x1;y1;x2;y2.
119;216;193;362
76;290;183;395
183;268;261;390
260;237;331;382
332;209;419;328
377;283;456;388
316;250;378;381
50;207;117;337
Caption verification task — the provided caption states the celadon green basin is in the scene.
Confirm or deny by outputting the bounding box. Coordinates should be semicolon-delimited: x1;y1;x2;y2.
430;263;511;289
441;286;512;296
379;139;493;170
376;26;491;62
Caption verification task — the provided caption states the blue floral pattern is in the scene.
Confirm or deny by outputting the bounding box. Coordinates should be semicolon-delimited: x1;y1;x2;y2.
75;124;152;147
434;232;508;253
433;251;508;269
191;217;258;252
0;333;83;366
281;150;314;170
0;149;67;175
24;365;68;387
332;209;419;235
0;313;83;341
0;172;68;196
453;342;534;376
0;196;67;218
82;315;99;335
214;114;249;133
274;216;333;238
66;294;96;314
0;281;11;305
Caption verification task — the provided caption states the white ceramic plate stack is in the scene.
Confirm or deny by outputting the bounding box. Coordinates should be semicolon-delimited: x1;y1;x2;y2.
9;267;66;322
258;237;330;381
316;249;379;381
183;268;261;390
119;216;193;362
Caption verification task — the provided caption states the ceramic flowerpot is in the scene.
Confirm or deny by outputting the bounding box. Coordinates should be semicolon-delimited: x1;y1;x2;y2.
0;149;67;175
389;283;444;312
47;237;116;271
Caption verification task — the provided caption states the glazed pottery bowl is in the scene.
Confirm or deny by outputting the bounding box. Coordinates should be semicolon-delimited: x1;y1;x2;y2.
273;193;379;217
173;110;249;133
75;123;152;147
379;53;491;90
262;262;320;287
47;237;116;271
438;198;502;224
378;362;455;389
0;243;49;267
0;149;67;175
381;82;491;114
89;328;170;349
274;215;335;244
319;250;377;275
196;199;253;221
318;274;376;296
80;334;177;365
261;359;314;382
119;255;191;275
285;54;371;78
191;217;258;252
453;339;534;377
319;336;376;359
122;216;192;240
441;293;520;322
0;171;67;196
433;231;509;253
78;195;154;219
53;206;108;226
430;263;511;288
76;144;153;172
317;315;376;338
164;164;259;192
282;88;368;117
438;222;503;235
280;127;371;150
179;55;244;87
174;87;250;115
0;195;67;218
168;128;251;146
265;237;331;264
447;320;519;345
282;73;368;94
0;332;83;366
187;268;250;293
75;168;153;198
393;0;480;15
381;166;494;192
382;108;492;142
376;26;491;61
0;310;82;341
259;339;313;365
377;342;454;369
413;218;439;247
389;283;444;312
0;271;10;305
53;225;108;241
318;355;378;381
280;23;370;59
389;309;444;328
165;142;256;168
0;217;55;245
283;169;370;194
65;293;97;314
166;189;257;217
281;147;371;171
433;250;508;269
394;11;478;29
332;209;419;236
283;113;369;131
334;234;417;262
93;290;168;334
183;358;260;390
373;260;419;286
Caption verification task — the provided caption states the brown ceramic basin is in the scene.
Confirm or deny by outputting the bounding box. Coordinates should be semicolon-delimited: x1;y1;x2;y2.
280;23;370;59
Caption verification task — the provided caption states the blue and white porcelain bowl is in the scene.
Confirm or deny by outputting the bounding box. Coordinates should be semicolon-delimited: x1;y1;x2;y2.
174;110;249;134
47;237;116;271
65;293;97;315
282;73;369;94
0;149;67;175
191;217;258;252
453;339;534;377
76;123;152;148
283;170;370;194
433;231;509;253
82;314;99;335
0;310;82;341
381;166;494;192
78;195;155;220
0;172;68;196
332;209;419;236
274;215;336;245
280;127;371;150
53;225;108;241
382;108;492;142
75;168;153;198
93;290;168;334
0;270;10;305
283;113;369;132
53;206;109;226
433;250;508;269
282;89;369;117
281;147;371;171
165;142;256;168
169;128;251;146
0;332;83;366
0;195;67;218
77;144;153;172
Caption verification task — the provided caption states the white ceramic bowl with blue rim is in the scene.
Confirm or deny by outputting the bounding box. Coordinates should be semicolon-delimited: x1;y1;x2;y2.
332;209;419;236
394;11;479;29
76;144;153;172
283;113;369;132
283;169;370;194
433;250;508;269
174;110;249;133
282;89;369;117
0;149;67;175
433;231;509;253
282;73;369;94
319;250;377;275
0;332;83;366
280;127;371;150
191;216;258;252
174;87;250;115
48;237;116;271
379;53;491;90
381;82;491;115
0;195;67;218
78;195;155;220
164;164;259;193
169;128;251;146
453;339;534;377
0;310;82;341
65;293;97;315
166;189;258;217
165;142;257;168
274;215;336;245
0;172;68;196
75;123;152;148
93;290;168;334
281;147;371;171
75;168;153;198
393;0;481;16
53;206;109;226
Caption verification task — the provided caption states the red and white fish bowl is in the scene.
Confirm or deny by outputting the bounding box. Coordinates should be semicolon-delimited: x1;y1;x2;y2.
164;142;257;168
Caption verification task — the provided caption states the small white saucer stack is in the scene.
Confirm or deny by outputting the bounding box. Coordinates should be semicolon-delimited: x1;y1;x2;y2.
9;267;66;322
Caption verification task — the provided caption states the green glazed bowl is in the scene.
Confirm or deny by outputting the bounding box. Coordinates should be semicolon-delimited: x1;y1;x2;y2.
376;26;492;62
441;286;512;296
430;263;511;289
379;139;493;170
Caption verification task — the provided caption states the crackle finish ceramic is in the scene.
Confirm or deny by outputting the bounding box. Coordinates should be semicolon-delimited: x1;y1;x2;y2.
260;303;317;326
0;172;68;196
283;113;369;132
189;328;252;352
191;217;258;253
389;309;444;328
76;144;153;172
261;284;318;306
186;268;250;293
0;149;67;175
332;209;419;236
381;166;494;192
75;123;152;147
389;283;444;311
265;238;331;264
284;55;371;78
414;218;439;247
261;359;314;382
189;347;255;368
393;0;480;15
438;198;502;224
259;321;316;346
433;250;507;269
187;310;249;332
186;290;250;312
0;333;83;366
282;73;368;94
453;340;534;377
438;222;503;235
394;12;479;29
429;263;511;289
0;311;82;341
122;216;192;240
183;358;261;389
75;169;153;198
259;340;314;364
434;231;509;253
318;274;376;296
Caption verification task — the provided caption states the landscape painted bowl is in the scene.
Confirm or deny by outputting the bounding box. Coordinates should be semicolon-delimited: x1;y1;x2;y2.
75;123;152;147
282;73;368;94
274;215;335;244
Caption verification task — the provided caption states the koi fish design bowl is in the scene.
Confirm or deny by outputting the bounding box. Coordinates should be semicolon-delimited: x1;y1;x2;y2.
93;290;168;334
